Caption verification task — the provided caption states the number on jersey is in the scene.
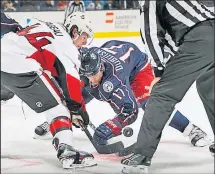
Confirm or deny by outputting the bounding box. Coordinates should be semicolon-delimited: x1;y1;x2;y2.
102;44;134;62
17;23;54;51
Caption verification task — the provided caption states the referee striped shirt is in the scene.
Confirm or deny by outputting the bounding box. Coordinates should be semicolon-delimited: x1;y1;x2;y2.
139;0;215;72
64;1;85;22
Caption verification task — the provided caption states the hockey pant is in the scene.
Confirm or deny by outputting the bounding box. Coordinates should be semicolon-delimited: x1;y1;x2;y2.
134;19;214;158
1;60;74;148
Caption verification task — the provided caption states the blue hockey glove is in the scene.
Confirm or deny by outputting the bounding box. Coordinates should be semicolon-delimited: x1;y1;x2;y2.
93;118;122;145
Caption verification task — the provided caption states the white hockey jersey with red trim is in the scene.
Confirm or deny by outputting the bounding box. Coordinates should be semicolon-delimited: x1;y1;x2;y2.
1;19;85;111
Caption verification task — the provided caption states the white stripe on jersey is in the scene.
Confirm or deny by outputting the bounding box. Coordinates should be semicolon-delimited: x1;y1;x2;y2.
166;2;196;27
164;32;179;52
177;1;206;21
163;45;174;56
140;4;156;67
149;1;164;66
190;1;215;18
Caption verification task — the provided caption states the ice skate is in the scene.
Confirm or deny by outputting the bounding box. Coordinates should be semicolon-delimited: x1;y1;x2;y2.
209;144;215;157
183;124;212;147
33;121;52;139
57;143;97;169
121;153;151;174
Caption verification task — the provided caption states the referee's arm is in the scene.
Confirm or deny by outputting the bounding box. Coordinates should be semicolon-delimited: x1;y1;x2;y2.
139;0;166;77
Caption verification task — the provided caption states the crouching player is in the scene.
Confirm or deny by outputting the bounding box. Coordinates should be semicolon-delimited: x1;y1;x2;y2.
78;40;211;147
1;12;97;169
35;40;211;148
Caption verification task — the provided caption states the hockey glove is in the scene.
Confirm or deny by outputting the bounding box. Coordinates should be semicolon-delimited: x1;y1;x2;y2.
71;107;89;128
93;118;122;145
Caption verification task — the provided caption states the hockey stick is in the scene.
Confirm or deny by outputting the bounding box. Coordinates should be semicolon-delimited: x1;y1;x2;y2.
50;77;125;154
78;120;125;154
89;119;135;156
88;120;128;154
88;120;96;131
118;142;136;157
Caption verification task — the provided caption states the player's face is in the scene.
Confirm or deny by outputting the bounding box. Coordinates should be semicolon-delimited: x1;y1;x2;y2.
73;32;89;49
88;71;103;87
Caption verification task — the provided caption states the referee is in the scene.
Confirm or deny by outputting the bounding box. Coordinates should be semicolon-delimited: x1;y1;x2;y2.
64;0;85;23
121;1;214;173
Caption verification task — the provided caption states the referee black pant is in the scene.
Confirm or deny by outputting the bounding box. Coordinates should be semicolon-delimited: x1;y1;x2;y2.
134;19;214;158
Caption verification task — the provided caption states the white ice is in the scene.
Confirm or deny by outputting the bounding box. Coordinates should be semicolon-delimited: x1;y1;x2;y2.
1;37;214;174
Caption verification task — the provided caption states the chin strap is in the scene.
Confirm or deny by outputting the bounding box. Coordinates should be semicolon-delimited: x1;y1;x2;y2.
72;34;79;41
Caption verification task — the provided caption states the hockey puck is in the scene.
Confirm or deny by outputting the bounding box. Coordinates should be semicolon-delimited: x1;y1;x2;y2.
123;127;133;137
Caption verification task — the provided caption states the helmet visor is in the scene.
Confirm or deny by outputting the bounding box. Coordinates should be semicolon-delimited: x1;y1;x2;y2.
79;31;94;46
79;56;102;77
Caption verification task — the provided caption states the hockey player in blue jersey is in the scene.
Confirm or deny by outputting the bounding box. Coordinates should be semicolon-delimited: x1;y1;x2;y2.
79;40;211;147
34;40;211;148
1;12;23;37
1;12;23;102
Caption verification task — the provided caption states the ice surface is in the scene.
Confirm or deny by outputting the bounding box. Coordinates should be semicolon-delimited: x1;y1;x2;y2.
1;37;214;173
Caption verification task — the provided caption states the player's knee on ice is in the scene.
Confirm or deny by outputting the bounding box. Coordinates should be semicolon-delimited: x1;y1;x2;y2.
1;85;14;101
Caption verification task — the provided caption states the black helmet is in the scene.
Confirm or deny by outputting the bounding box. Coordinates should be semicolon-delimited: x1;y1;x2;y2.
79;47;102;77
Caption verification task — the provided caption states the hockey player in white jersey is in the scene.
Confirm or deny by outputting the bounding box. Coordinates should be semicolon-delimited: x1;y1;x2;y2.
1;12;97;169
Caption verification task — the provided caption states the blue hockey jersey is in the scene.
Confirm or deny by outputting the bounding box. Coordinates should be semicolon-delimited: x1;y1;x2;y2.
1;12;22;37
82;40;148;125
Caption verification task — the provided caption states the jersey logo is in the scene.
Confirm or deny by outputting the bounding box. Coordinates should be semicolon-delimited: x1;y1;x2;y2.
36;101;43;108
103;81;114;93
91;53;97;59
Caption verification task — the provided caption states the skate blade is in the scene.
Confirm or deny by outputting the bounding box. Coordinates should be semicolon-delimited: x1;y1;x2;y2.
63;158;97;169
33;132;52;140
122;164;148;174
194;137;213;147
1;101;7;105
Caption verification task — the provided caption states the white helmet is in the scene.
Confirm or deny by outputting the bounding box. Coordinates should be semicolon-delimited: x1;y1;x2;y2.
64;12;94;43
